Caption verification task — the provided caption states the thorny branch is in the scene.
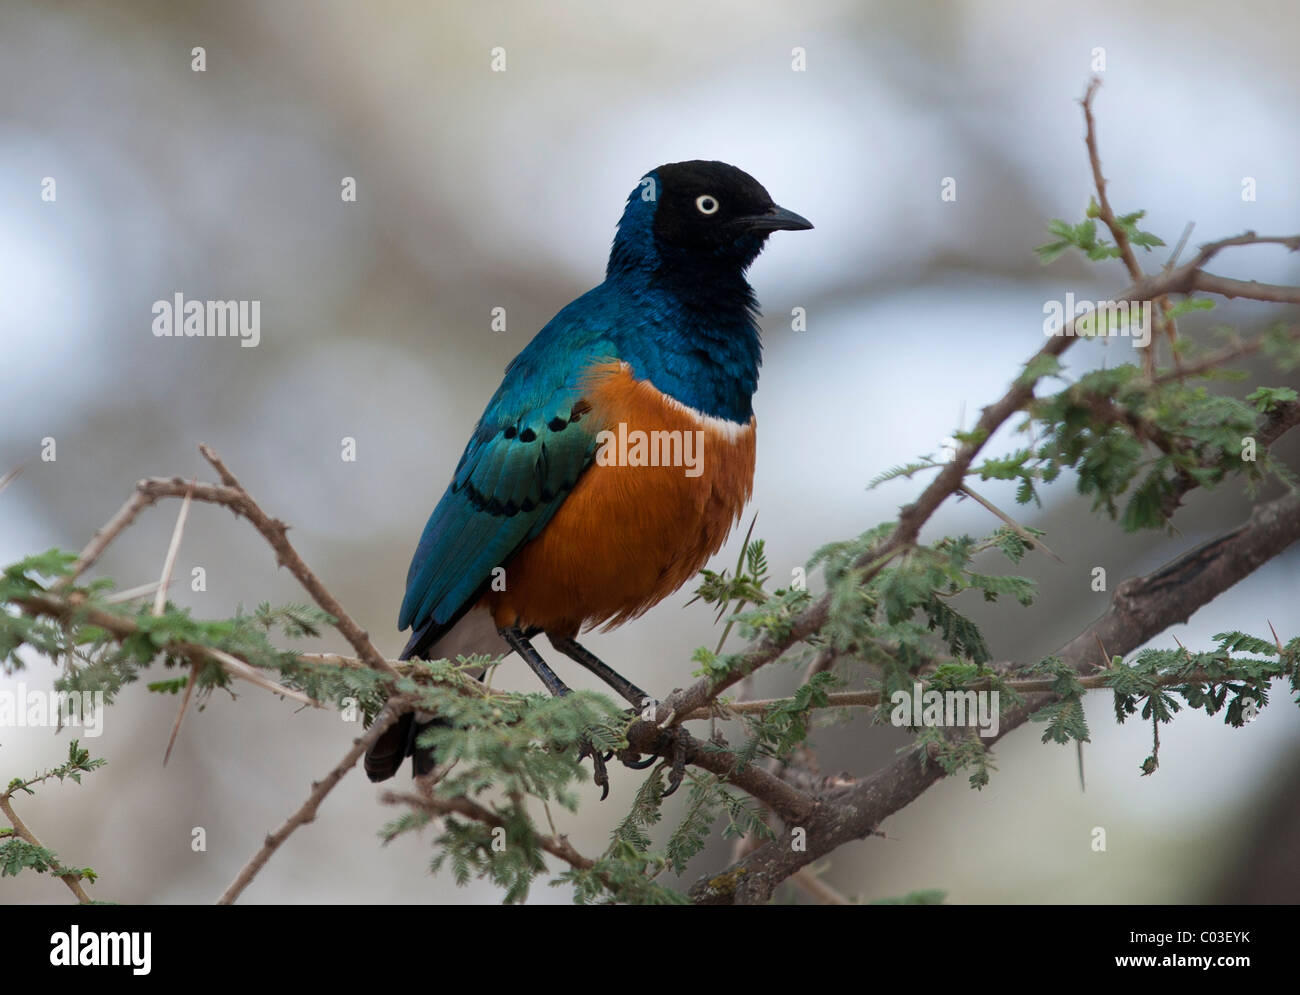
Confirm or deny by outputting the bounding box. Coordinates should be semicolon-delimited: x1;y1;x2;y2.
0;788;93;904
15;443;406;903
690;490;1300;904
1082;76;1179;368
379;791;597;873
216;702;404;904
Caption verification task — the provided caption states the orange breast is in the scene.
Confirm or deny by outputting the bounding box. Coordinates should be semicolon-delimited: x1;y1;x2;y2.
481;360;756;637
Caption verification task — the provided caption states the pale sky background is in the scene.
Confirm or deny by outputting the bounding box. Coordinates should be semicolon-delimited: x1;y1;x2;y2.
2;0;1298;904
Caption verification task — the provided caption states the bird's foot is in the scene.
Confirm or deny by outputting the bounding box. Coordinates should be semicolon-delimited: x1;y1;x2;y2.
619;723;692;797
576;733;612;801
658;726;692;797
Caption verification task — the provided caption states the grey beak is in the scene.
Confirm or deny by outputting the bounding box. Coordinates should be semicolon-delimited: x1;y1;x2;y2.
738;204;814;233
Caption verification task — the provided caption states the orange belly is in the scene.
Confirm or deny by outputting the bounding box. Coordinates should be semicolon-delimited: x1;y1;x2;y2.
481;361;756;636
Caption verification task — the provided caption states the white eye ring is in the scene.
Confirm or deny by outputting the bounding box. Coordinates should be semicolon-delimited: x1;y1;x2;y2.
695;194;720;215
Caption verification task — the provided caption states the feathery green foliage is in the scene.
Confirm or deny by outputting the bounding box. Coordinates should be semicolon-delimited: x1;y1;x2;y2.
1;740;104;888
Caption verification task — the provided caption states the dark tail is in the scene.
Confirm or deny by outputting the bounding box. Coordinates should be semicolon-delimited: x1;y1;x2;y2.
364;711;445;782
364;610;492;782
363;613;455;782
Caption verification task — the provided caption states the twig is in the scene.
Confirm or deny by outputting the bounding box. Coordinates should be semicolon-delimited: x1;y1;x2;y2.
209;647;319;705
57;445;400;680
153;480;193;616
101;580;163;605
197;445;399;678
1186;232;1300;267
16;591;322;709
155;480;197;762
679;664;1239;721
790;868;852;905
1159;394;1300;520
59;489;155;587
1165;222;1195;270
216;702;404;904
1191;272;1300;304
1083;78;1145;284
0;794;92;903
1150;325;1299;386
163;662;201;765
297;652;410;670
379;791;596;871
1082;77;1179;370
0;465;21;497
958;483;1062;563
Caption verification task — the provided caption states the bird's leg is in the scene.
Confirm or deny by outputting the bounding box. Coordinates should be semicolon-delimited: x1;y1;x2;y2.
500;626;568;696
549;635;653;711
499;626;610;799
549;635;691;796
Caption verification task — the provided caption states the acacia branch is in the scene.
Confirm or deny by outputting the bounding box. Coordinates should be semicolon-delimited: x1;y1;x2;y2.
58;444;399;680
0;794;93;904
1160;394;1300;520
1187;233;1300;267
1151;327;1300;386
15;591;322;708
216;702;404;904
17;444;415;902
1081;77;1179;359
690;489;1300;904
379;791;597;872
676;734;819;826
60;488;155;585
195;444;398;678
680;662;1245;720
1189;271;1300;304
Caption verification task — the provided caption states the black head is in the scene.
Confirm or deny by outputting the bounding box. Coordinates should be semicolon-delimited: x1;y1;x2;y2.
608;160;811;278
649;160;813;253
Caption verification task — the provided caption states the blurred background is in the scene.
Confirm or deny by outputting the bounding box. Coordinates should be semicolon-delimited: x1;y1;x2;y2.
2;0;1298;904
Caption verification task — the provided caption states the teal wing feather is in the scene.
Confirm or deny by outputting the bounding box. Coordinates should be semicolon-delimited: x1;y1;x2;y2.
398;297;618;651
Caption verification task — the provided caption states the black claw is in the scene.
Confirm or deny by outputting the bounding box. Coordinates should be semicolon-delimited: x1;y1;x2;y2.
620;725;692;795
577;735;610;801
663;728;689;797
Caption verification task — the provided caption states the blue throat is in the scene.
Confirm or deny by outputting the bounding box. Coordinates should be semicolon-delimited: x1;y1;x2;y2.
600;178;764;424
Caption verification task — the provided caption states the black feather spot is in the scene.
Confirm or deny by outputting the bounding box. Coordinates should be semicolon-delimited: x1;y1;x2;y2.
547;417;567;432
503;426;517;439
519;428;537;443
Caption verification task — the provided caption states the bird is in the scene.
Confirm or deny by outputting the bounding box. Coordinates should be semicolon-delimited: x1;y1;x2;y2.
364;160;811;796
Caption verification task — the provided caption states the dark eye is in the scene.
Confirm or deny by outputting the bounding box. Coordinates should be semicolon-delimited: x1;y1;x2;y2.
695;194;720;215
